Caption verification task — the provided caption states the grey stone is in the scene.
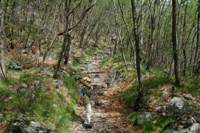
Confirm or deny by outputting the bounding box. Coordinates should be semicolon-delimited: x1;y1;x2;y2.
6;115;49;133
168;97;184;110
189;123;200;133
137;112;157;125
53;80;63;89
156;106;167;116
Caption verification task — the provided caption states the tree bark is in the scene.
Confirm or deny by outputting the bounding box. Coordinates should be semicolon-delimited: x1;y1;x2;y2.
54;0;71;78
146;0;156;70
181;4;188;76
0;0;6;79
131;0;143;110
172;0;180;86
193;0;200;73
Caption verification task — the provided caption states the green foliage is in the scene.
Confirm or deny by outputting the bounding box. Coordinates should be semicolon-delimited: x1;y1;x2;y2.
144;76;172;91
182;77;200;96
72;58;81;66
63;74;79;101
187;77;200;89
141;120;153;133
100;56;112;65
129;113;176;133
129;112;138;124
153;116;176;132
31;90;73;132
101;54;136;79
123;75;172;108
0;88;14;112
0;76;17;86
85;47;101;56
122;85;139;108
0;69;78;132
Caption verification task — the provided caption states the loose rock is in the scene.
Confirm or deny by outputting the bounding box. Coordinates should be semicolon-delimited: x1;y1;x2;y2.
137;112;157;125
166;97;185;115
189;123;200;133
6;115;49;133
53;80;63;89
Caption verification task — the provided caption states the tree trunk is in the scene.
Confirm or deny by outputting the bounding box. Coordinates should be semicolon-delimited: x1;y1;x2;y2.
193;0;200;73
181;4;188;76
172;0;180;86
146;1;156;70
54;0;71;78
131;0;143;110
0;0;6;79
63;34;71;65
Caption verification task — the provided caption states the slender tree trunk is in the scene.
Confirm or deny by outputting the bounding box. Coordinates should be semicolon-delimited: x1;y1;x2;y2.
0;0;6;79
146;1;156;70
54;0;71;78
63;34;71;64
193;0;200;73
181;4;188;76
131;0;143;110
172;0;180;86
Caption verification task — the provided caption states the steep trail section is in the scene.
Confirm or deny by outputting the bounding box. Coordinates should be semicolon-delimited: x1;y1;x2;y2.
70;51;138;133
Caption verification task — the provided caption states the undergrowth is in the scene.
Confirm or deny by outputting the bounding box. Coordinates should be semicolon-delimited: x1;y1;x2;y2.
0;68;79;133
129;112;176;133
123;68;199;132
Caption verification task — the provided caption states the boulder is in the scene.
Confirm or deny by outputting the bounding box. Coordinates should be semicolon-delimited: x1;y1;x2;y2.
6;115;49;133
169;97;184;110
156;97;185;116
166;97;185;115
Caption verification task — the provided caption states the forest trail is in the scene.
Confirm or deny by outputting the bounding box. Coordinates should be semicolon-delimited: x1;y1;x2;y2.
69;51;139;133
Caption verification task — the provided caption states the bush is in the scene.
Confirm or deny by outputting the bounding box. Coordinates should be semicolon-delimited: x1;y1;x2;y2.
122;85;139;108
63;74;79;100
129;112;176;133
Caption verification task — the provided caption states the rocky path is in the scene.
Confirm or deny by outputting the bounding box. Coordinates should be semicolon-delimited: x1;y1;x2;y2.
69;52;138;133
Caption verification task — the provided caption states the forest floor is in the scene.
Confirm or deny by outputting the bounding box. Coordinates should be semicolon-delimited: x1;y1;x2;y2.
69;51;139;133
1;47;199;133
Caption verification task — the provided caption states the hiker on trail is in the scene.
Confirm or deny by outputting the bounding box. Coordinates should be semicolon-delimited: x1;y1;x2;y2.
78;84;85;105
83;94;93;128
78;77;93;128
78;77;92;106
